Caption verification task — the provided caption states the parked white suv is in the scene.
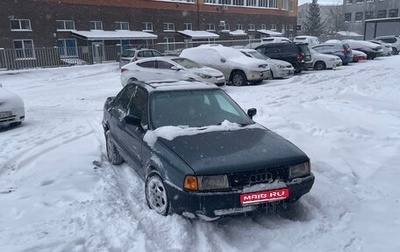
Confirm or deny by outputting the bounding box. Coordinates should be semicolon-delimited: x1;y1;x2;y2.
374;35;400;55
180;45;270;86
293;35;320;48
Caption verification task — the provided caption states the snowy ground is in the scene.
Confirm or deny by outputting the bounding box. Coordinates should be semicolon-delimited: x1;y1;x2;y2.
0;56;399;252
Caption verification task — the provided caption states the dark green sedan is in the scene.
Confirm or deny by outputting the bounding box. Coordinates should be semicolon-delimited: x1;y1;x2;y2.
102;79;314;220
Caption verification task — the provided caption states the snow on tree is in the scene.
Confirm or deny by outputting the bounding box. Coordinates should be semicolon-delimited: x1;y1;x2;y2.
303;0;325;36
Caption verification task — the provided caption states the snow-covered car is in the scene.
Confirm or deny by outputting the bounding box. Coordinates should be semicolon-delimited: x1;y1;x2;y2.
374;35;400;55
120;57;225;87
369;40;392;56
342;39;383;60
0;83;25;128
239;49;294;79
309;48;342;70
180;44;270;86
293;35;320;48
102;79;315;219
352;49;367;62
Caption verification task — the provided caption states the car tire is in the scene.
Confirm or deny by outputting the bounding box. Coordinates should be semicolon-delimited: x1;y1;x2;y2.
105;131;124;165
314;61;326;71
392;47;398;55
230;71;247;86
145;173;171;216
270;70;274;79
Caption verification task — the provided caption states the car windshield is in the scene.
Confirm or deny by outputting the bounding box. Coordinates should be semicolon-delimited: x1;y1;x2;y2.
150;89;253;128
171;58;202;69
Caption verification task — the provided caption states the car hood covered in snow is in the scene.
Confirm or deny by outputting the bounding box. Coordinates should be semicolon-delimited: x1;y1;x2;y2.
0;87;24;110
157;126;309;175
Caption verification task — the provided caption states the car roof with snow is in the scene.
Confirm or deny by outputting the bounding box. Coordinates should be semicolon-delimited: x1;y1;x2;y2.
127;79;219;93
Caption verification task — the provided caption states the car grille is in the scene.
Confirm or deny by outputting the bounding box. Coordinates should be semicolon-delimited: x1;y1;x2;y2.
228;166;289;188
0;114;16;123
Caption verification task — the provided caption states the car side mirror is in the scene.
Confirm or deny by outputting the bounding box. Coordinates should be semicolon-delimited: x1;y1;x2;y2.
247;108;257;119
124;114;141;126
220;57;227;63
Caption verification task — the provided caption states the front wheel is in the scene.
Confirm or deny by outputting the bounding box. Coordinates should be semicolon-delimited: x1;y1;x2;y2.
392;47;398;55
145;173;171;216
314;61;326;71
105;131;124;165
230;71;247;86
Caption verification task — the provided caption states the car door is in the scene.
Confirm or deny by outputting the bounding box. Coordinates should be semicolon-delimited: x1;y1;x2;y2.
118;85;149;176
156;59;184;80
108;84;136;157
136;60;158;81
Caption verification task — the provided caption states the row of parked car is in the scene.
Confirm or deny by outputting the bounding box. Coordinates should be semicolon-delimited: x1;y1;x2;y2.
119;35;400;87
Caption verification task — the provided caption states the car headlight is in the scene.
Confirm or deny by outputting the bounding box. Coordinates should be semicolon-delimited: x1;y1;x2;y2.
289;162;311;179
196;73;212;79
329;58;336;61
184;175;229;191
277;65;285;69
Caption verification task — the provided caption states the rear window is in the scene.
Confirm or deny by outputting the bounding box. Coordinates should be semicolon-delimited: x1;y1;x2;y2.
295;37;306;41
122;50;136;57
297;44;310;54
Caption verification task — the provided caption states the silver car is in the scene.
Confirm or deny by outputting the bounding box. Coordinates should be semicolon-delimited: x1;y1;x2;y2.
239;49;294;79
119;48;163;68
120;57;226;87
0;83;25;128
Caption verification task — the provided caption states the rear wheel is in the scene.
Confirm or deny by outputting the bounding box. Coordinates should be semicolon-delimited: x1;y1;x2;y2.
145;173;170;216
105;131;124;165
392;47;398;55
230;71;247;86
314;61;326;70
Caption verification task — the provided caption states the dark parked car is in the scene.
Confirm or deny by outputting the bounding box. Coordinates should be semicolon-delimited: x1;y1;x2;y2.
255;42;312;73
102;79;315;220
312;42;353;65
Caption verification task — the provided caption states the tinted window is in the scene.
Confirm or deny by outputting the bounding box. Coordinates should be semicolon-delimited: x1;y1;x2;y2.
122;50;136;57
157;60;174;69
137;60;156;68
151;50;163;56
128;87;148;125
114;84;136;111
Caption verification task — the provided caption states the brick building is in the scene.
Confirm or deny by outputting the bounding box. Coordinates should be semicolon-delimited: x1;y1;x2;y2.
0;0;298;68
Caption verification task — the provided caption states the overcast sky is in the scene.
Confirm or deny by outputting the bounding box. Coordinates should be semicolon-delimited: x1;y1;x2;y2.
298;0;343;5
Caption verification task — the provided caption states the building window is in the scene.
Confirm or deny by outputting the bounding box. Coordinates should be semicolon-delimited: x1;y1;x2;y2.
271;23;277;30
163;23;175;32
89;21;103;30
248;24;255;31
204;0;217;3
206;23;215;31
289;24;293;31
344;13;352;22
282;0;289;10
366;0;374;2
56;20;75;30
289;0;294;11
10;19;32;31
261;24;267;29
365;11;374;19
184;23;192;30
13;39;35;59
268;0;277;8
346;0;353;4
164;37;175;52
115;21;129;30
57;39;77;57
236;24;243;30
356;0;364;3
259;0;268;7
377;10;387;18
246;0;256;7
355;12;364;22
142;22;153;31
389;9;399;17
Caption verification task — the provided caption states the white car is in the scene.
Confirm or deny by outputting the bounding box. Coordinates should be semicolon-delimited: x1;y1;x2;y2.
293;35;320;48
310;48;342;70
120;57;226;87
180;44;270;86
0;83;25;128
239;49;294;79
369;40;393;56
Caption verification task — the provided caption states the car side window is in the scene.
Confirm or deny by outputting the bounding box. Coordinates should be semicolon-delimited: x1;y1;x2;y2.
137;60;157;68
128;87;148;126
152;50;163;57
157;60;174;69
113;84;136;113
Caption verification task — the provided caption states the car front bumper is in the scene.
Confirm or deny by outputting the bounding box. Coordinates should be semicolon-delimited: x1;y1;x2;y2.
0;107;25;127
165;173;315;219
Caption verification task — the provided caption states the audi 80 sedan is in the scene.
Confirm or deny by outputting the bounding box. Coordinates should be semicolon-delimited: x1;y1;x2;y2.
102;79;314;220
